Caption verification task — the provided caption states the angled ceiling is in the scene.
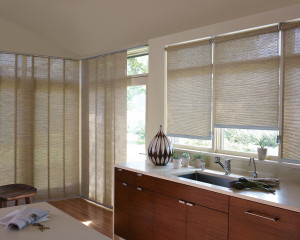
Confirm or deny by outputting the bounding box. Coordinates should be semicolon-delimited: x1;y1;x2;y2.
0;0;300;58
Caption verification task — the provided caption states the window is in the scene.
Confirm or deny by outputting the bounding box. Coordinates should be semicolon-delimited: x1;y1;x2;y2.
221;128;278;156
166;20;300;162
127;46;148;161
127;46;148;76
171;137;212;149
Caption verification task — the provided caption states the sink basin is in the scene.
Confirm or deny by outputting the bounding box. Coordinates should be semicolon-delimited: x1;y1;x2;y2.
177;172;233;188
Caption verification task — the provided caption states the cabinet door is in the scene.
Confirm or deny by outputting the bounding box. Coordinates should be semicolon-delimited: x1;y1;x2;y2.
229;197;300;240
187;203;228;240
129;186;154;240
154;193;187;240
114;180;129;239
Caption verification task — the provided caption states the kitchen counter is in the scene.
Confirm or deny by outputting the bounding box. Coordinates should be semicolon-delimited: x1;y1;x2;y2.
115;160;300;213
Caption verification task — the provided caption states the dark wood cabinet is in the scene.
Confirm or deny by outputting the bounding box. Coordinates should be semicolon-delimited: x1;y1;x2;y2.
187;203;228;240
153;184;228;240
114;178;129;238
129;186;154;240
229;197;300;240
115;167;300;240
154;193;187;240
114;168;154;240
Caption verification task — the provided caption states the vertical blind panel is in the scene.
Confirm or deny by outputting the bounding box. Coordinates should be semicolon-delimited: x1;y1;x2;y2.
80;60;90;199
0;53;16;185
64;60;80;196
49;59;64;198
87;58;97;201
214;31;279;129
106;53;127;206
96;57;105;204
282;27;300;161
16;55;34;184
81;51;127;207
167;42;212;139
33;57;49;199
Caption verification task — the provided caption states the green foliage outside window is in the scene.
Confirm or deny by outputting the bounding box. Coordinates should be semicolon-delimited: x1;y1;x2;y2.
127;56;148;76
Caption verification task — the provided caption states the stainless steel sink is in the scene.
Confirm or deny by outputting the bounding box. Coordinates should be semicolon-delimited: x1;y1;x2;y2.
177;172;233;188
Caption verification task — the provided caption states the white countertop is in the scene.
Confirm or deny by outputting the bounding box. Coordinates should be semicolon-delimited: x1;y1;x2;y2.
115;160;300;213
0;202;111;240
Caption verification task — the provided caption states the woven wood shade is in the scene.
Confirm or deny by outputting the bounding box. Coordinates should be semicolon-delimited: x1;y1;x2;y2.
282;23;300;161
81;52;127;207
166;40;212;139
0;53;80;200
214;27;280;130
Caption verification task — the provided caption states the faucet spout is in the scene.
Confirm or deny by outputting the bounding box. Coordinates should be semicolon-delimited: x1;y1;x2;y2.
249;157;258;178
214;156;231;175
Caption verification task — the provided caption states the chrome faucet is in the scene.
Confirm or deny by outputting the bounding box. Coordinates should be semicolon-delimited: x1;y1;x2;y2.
214;156;231;175
249;157;258;178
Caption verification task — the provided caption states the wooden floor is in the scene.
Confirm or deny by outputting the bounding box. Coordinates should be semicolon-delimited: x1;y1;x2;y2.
49;198;113;239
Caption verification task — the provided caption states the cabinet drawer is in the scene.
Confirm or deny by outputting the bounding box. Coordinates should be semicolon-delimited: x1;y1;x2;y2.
127;170;155;190
153;177;229;213
229;197;300;240
115;167;129;181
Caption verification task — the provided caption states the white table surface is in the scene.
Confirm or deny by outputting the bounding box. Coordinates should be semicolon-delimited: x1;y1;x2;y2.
0;202;111;240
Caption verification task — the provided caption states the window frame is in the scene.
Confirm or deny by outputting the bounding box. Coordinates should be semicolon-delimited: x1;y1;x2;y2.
169;27;282;161
172;128;280;161
126;47;149;160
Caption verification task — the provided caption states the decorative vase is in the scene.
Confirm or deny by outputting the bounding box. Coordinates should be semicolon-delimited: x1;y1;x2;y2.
148;125;173;165
181;157;190;167
257;148;267;160
173;158;181;169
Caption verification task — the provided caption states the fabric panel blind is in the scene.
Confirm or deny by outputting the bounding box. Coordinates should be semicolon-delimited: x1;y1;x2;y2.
0;53;80;200
282;22;300;161
81;51;127;207
214;27;280;130
166;40;212;139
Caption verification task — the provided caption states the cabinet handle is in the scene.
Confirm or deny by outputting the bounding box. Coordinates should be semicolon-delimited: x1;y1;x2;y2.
178;200;185;204
186;202;194;207
137;173;142;177
117;168;123;172
137;187;142;191
122;182;127;186
245;210;279;221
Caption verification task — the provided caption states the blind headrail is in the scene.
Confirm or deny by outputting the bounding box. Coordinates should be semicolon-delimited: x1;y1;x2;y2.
165;38;211;51
281;20;300;30
213;25;279;43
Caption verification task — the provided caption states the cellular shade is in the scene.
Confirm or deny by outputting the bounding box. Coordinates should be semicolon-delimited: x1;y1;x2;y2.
281;21;300;161
214;26;280;130
166;39;212;139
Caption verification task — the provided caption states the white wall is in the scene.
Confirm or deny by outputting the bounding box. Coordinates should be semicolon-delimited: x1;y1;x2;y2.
146;4;300;147
0;17;78;58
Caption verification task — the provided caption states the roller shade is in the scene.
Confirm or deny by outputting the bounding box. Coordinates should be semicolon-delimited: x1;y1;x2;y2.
281;21;300;162
214;26;280;130
166;40;212;139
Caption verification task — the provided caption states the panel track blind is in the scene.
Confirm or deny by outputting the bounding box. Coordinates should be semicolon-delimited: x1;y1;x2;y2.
0;53;80;200
166;40;212;139
81;51;127;207
214;26;280;130
281;21;300;161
